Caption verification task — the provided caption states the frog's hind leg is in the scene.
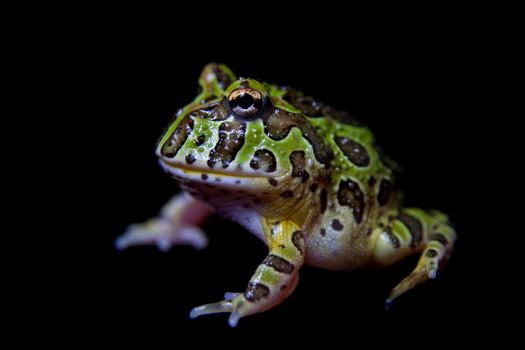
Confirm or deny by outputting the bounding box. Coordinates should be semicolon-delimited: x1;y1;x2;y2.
115;192;212;251
370;208;456;308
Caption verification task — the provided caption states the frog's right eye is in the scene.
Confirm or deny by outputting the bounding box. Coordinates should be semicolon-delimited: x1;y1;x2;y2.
228;87;264;119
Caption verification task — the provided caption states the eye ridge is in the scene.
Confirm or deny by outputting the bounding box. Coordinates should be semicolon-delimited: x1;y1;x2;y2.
228;87;263;119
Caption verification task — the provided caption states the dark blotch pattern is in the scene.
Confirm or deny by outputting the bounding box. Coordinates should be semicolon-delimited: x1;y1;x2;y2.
281;190;293;198
208;120;246;168
281;86;362;126
262;254;295;274
190;102;229;121
263;107;333;167
185;152;196;164
201;174;208;181
335;136;370;167
282;87;322;117
161;116;194;158
397;213;423;248
385;227;400;248
195;134;205;146
250;149;277;172
244;282;270;302
322;106;363;126
337;179;365;223
320;189;328;214
430;233;449;246
212;65;233;90
368;176;376;188
310;183;318;192
377;179;394;206
290;151;309;182
268;178;278;186
320;228;326;236
331;219;344;231
291;231;304;255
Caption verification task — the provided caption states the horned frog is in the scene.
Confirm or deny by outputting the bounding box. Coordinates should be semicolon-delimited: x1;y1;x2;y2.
116;64;456;327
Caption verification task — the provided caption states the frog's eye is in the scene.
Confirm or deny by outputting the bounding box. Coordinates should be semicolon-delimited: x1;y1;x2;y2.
228;87;263;119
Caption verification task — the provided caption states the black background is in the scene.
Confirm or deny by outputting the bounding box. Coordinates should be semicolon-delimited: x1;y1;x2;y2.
52;24;498;346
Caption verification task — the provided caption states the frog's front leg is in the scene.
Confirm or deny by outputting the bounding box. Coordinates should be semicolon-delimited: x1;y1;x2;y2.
190;220;304;327
115;192;212;251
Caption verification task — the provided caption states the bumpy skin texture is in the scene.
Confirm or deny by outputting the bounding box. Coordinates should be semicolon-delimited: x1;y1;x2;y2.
118;64;456;326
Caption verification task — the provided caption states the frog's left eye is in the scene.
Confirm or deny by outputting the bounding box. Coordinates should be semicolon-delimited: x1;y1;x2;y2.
228;87;263;119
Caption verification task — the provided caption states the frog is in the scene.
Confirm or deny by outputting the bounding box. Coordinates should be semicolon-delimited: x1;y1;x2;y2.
115;63;456;327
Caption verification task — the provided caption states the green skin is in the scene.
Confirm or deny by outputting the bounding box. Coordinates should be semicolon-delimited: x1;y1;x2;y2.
117;63;456;327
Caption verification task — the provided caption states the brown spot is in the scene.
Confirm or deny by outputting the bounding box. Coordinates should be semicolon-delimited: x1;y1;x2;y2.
185;152;196;164
268;178;277;186
377;179;394;206
372;140;399;171
320;189;328;214
426;249;438;258
244;282;270;302
254;198;261;204
250;149;277;172
291;231;304;255
310;183;318;192
385;227;400;248
262;254;295;274
430;233;449;246
161;116;194;158
201;174;208;181
331;219;344;231
320;228;326;236
337;179;365;223
335;136;370;167
290;151;309;182
397;213;423;248
322;105;363;126
208;120;246;168
282;86;322;117
212;66;233;90
262;107;333;167
366;228;373;236
195;134;205;146
280;190;293;198
190;102;229;121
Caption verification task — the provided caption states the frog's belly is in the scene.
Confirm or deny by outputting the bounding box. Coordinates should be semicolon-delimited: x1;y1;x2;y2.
304;232;372;271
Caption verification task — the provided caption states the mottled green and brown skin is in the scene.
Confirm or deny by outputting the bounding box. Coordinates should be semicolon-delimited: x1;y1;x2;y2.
116;63;456;326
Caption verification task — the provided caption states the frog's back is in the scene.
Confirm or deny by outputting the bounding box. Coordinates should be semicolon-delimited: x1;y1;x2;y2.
268;85;399;270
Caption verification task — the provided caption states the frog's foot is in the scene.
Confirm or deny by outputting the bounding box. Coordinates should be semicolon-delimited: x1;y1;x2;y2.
189;291;262;328
190;220;304;327
115;193;212;252
370;208;456;308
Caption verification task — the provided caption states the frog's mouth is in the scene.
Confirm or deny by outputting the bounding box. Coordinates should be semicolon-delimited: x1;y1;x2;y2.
158;158;287;186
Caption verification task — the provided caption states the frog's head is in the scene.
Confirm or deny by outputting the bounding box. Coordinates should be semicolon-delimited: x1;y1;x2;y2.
156;64;333;208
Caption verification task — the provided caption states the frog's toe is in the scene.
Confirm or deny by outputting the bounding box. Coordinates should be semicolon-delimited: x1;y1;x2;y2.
189;293;255;327
116;220;208;252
